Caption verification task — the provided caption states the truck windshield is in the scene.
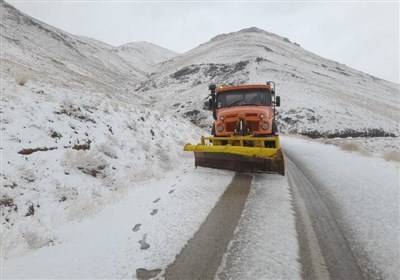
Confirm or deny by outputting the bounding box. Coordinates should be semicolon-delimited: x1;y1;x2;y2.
216;89;272;109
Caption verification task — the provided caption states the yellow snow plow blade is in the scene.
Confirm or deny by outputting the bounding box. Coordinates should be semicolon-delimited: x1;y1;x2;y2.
184;136;285;175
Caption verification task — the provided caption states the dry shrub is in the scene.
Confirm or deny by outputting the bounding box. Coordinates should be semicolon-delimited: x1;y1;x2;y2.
20;168;36;183
62;149;108;177
21;229;54;249
54;184;78;202
97;142;118;159
339;142;361;151
382;151;400;163
338;142;369;155
14;71;28;86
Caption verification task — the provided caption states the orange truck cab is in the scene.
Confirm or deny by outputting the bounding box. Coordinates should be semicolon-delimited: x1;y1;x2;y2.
208;82;281;137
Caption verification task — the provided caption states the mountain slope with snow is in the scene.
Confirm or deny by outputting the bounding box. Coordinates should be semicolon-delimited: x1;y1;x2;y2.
1;68;205;257
0;1;188;259
115;41;177;73
0;2;178;93
138;27;399;137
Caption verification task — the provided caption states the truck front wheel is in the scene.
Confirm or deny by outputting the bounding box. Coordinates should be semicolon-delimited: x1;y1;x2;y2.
272;121;278;135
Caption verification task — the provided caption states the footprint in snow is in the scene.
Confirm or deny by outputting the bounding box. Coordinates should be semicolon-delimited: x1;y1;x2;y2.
168;189;175;194
171;184;176;188
151;209;158;215
132;224;141;232
136;268;162;280
153;198;160;203
138;234;150;250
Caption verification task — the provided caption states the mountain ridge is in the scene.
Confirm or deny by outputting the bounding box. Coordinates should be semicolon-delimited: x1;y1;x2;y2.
134;25;399;137
1;1;178;92
1;1;398;137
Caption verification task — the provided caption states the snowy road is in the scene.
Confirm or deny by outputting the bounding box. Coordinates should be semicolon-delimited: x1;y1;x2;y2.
283;136;399;280
165;172;299;280
287;157;362;280
164;136;398;280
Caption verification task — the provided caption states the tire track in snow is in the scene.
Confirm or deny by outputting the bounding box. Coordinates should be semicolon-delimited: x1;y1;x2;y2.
287;158;330;280
164;173;252;280
286;156;364;280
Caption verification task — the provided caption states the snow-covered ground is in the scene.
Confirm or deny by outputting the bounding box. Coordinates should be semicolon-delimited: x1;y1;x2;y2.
282;135;400;279
2;165;235;279
317;136;400;162
1;71;203;259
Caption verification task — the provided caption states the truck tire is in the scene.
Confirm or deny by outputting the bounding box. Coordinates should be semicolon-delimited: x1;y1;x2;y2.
272;122;278;135
211;123;216;136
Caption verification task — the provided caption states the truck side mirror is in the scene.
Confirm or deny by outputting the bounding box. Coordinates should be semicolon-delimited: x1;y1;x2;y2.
276;96;281;107
208;98;213;110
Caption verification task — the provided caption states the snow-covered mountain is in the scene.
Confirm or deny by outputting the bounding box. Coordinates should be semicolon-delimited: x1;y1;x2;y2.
137;27;399;137
115;41;177;74
3;0;397;136
1;1;178;93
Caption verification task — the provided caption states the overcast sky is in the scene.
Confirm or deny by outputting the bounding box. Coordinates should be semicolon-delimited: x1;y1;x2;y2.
10;1;400;83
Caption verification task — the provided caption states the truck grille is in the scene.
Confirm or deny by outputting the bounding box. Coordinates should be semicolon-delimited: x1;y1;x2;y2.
247;121;259;131
225;121;260;132
245;113;258;117
226;122;236;132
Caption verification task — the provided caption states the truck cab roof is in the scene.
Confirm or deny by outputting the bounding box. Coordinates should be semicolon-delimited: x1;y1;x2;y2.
216;84;272;94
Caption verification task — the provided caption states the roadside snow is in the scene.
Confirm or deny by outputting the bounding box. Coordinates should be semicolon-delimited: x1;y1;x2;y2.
282;135;400;279
2;165;234;279
217;174;301;280
316;137;400;162
1;72;203;259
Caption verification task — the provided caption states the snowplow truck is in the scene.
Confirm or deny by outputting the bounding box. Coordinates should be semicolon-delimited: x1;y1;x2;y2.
184;82;285;175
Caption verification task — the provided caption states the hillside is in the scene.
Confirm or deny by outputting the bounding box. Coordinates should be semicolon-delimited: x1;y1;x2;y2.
115;41;177;74
137;27;399;137
3;0;397;137
0;1;178;93
0;1;195;258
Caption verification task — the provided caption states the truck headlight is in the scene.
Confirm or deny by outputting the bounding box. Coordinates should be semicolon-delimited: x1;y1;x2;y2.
261;123;269;130
260;114;265;119
220;116;224;121
217;125;224;132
